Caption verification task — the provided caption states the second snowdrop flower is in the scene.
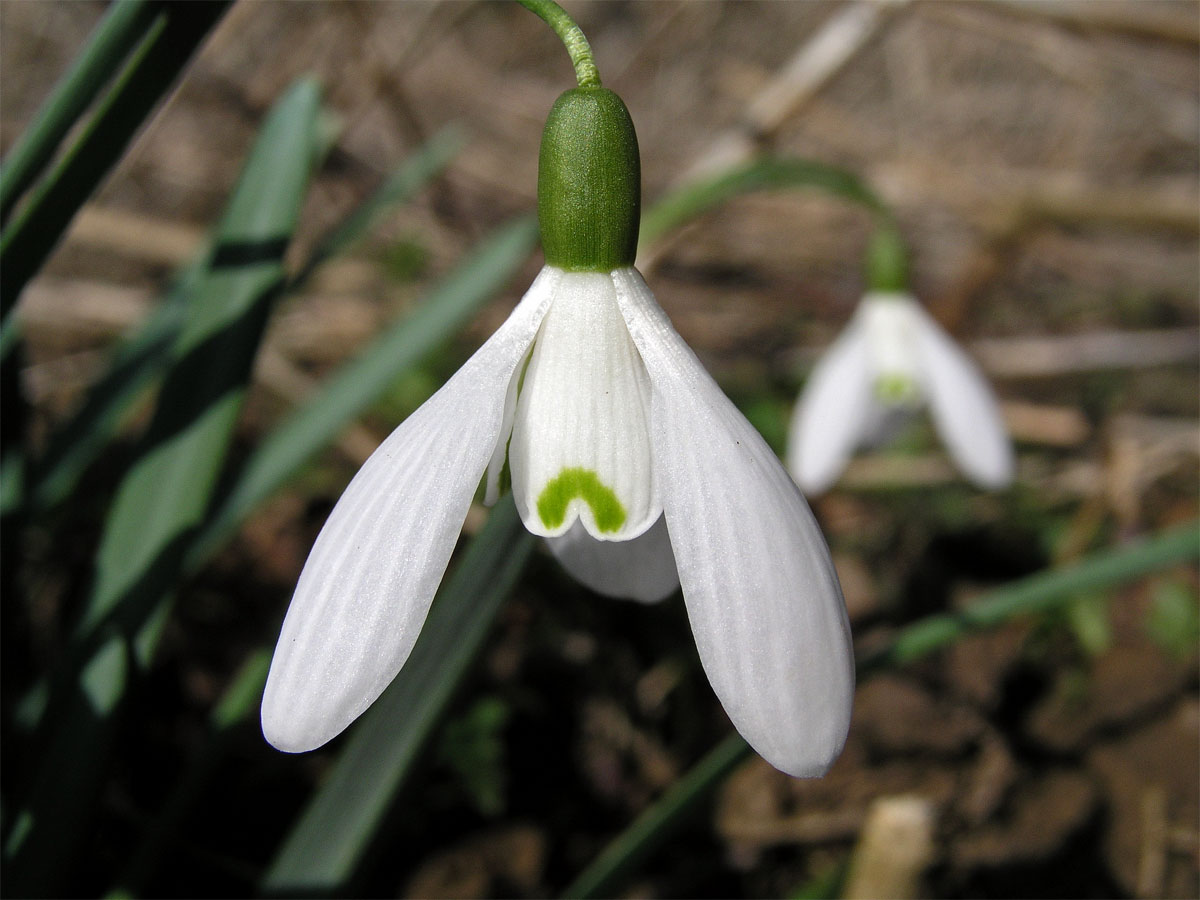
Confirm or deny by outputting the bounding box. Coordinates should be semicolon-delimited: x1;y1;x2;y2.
262;23;854;780
788;231;1014;494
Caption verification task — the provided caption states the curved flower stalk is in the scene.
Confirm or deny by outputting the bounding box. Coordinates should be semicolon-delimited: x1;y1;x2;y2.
787;232;1013;494
262;3;854;779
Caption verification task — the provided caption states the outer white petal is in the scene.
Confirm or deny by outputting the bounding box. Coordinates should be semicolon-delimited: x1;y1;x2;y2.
509;271;660;541
612;269;855;778
484;347;533;506
261;270;556;752
545;515;679;603
786;317;875;494
906;302;1014;489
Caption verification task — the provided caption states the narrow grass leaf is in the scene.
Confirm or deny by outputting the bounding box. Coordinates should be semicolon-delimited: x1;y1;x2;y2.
109;180;529;894
30;256;205;511
20;131;478;747
292;126;466;285
0;0;158;223
80;78;321;639
564;519;1200;898
789;859;849;900
31;129;463;517
562;732;749;900
0;330;29;523
210;649;273;732
0;1;230;319
2;80;322;897
111;649;273;898
262;498;536;895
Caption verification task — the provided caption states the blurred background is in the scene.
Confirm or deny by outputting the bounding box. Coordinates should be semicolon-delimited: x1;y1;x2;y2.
2;1;1197;897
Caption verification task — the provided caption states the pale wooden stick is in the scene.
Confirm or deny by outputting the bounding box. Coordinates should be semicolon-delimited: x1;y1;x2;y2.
843;795;936;900
679;0;906;183
970;328;1200;379
990;0;1200;45
1137;786;1169;900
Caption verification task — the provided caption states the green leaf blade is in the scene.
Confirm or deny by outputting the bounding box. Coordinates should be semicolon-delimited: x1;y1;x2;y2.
81;77;322;636
295;126;466;284
0;1;230;319
30;256;204;511
2;79;323;897
0;0;159;223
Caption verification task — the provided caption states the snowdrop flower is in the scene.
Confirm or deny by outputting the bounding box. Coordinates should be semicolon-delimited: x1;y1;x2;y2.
787;239;1013;494
262;77;853;777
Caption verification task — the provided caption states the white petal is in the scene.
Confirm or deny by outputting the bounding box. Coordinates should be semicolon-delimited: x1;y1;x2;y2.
613;269;855;778
786;317;875;494
906;303;1014;489
484;345;539;505
545;515;679;603
859;292;923;393
261;270;555;752
858;402;914;450
509;271;660;541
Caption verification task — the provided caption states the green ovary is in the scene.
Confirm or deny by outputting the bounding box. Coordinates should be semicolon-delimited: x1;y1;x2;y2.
536;467;626;533
875;373;917;404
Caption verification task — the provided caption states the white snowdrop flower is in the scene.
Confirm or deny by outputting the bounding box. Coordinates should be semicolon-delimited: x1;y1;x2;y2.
262;84;854;779
788;290;1014;494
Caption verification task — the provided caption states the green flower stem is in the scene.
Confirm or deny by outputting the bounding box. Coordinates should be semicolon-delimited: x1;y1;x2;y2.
517;0;600;88
521;1;639;272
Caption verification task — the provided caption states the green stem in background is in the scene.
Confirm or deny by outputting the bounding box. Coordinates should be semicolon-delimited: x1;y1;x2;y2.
564;518;1200;899
517;0;601;88
875;517;1200;667
638;156;891;252
864;222;909;293
0;0;158;224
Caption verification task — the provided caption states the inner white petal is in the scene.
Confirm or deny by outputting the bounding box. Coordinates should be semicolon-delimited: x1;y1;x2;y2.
485;266;562;505
545;515;679;604
508;270;660;541
860;292;923;406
